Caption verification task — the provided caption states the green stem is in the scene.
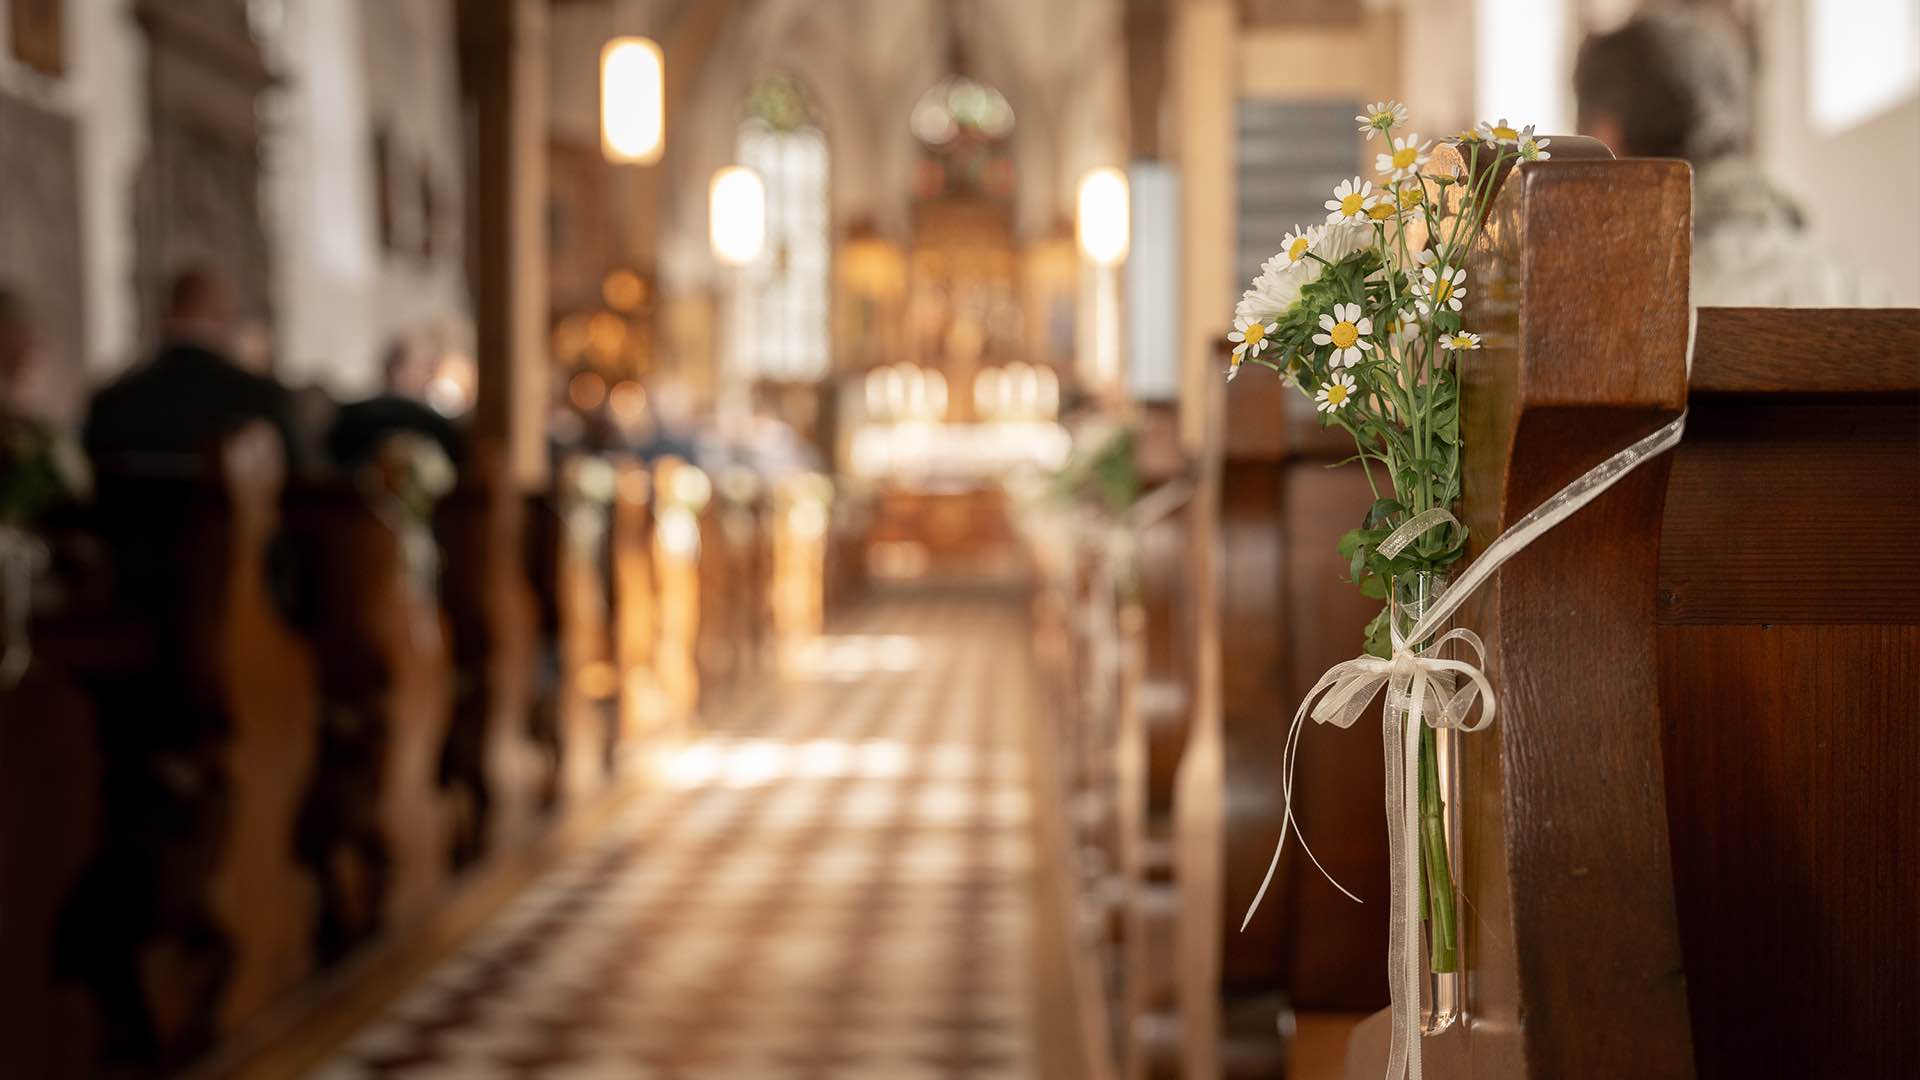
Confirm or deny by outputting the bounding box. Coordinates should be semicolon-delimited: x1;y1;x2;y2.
1419;723;1460;973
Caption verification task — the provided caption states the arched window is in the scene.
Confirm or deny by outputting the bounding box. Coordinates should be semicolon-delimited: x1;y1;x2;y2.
733;75;830;380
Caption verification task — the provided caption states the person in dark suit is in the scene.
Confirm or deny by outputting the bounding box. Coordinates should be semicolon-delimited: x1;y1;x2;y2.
326;333;464;468
83;267;308;473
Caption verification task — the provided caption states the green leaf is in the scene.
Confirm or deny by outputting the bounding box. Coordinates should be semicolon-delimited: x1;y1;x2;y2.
1363;605;1392;659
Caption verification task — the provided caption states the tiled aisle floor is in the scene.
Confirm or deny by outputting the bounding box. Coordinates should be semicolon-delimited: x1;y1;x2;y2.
313;592;1038;1079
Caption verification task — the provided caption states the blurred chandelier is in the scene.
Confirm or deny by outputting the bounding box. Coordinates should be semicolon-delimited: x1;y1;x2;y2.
910;75;1015;145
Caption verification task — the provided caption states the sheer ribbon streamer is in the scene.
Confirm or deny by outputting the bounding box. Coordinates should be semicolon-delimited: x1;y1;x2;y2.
1240;314;1697;1080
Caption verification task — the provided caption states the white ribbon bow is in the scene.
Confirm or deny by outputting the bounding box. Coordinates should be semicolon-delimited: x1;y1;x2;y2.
1238;305;1696;1079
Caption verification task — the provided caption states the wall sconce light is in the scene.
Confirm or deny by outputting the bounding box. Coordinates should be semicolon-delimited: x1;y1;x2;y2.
710;165;767;266
1076;166;1130;267
602;36;665;165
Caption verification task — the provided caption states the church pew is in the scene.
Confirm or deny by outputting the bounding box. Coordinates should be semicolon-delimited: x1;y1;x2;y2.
612;459;665;746
0;619;105;1077
67;425;321;1065
696;466;773;696
1027;410;1211;1080
436;440;545;863
651;457;707;723
1175;352;1389;1079
543;455;621;802
769;472;833;663
282;464;454;960
1349;155;1920;1078
1115;403;1200;1079
1655;307;1920;1079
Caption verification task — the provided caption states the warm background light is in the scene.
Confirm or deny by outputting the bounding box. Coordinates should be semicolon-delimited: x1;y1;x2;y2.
601;36;665;165
710;165;767;266
1076;166;1130;266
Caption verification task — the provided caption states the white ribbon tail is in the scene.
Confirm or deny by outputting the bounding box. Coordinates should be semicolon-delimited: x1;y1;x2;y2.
1240;660;1386;930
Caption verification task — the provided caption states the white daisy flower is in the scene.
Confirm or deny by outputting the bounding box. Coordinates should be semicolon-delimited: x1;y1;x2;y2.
1324;177;1380;225
1376;133;1432;181
1312;302;1374;369
1315;221;1376;264
1278;226;1316;266
1441;331;1482;351
1235;258;1312;324
1355;100;1409;140
1477;118;1528;146
1384;312;1422;346
1228;314;1272;364
1315;372;1359;413
1518;135;1552;162
1415;264;1468;315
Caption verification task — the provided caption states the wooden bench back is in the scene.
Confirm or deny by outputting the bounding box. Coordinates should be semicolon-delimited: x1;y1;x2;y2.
80;423;321;1060
1657;309;1920;1077
1176;351;1391;1078
437;439;544;858
1354;152;1919;1078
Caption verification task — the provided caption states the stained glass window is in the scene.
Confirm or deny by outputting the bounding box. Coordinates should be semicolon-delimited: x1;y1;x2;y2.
733;80;829;381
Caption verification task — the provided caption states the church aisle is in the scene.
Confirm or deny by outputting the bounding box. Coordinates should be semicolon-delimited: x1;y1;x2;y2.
311;591;1038;1080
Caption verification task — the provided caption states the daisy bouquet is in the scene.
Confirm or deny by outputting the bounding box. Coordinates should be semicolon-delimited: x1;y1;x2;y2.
1226;101;1548;975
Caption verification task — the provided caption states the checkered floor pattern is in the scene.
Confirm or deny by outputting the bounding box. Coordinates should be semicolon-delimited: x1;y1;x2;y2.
311;591;1038;1079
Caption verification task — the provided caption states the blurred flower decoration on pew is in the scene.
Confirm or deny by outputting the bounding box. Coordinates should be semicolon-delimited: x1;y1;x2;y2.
1226;100;1546;1069
0;414;91;686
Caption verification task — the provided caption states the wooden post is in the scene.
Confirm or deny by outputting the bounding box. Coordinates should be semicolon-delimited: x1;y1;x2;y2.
459;0;550;490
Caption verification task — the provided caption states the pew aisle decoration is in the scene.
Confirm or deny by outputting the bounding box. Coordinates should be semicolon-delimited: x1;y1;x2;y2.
0;415;90;686
1227;102;1690;1079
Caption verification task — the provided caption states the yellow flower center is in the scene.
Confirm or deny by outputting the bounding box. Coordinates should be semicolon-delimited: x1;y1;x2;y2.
1392;146;1419;169
1244;322;1267;345
1339;193;1368;217
1450;335;1471;348
1367;201;1396;221
1399;187;1423;209
1287;236;1310;262
1325;383;1350;406
1330;321;1359;349
1492;125;1519;142
1433;278;1454;303
1371;111;1394;127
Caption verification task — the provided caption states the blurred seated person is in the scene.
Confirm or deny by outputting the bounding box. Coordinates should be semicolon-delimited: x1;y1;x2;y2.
632;376;698;464
1574;5;1886;306
84;266;311;473
2;287;92;523
0;287;42;421
328;333;464;468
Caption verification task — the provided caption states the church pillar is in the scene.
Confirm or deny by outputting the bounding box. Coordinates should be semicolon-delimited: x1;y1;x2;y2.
459;0;550;489
1171;0;1236;457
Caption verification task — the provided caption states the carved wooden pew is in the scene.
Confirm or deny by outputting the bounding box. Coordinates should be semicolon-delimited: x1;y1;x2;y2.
1656;307;1920;1079
63;426;320;1066
1175;351;1390;1078
651;457;707;725
436;441;544;862
697;465;772;697
536;455;621;803
282;461;454;959
1347;154;1919;1078
611;459;664;745
1115;403;1201;1079
0;593;105;1077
